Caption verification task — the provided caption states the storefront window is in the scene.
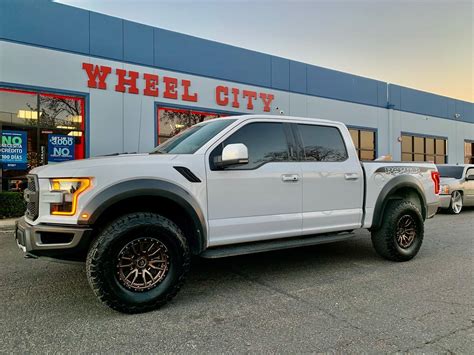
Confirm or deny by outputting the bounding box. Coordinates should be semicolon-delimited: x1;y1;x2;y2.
0;88;86;191
348;128;376;160
465;140;474;164
401;134;447;163
157;107;224;144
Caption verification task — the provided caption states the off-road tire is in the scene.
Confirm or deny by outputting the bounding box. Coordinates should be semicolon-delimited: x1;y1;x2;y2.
371;200;424;262
86;212;190;313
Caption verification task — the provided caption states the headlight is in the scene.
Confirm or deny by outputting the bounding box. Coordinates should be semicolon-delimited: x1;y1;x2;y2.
49;178;91;216
440;184;450;195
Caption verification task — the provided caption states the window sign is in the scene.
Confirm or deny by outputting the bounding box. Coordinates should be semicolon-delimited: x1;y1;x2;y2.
48;134;75;163
0;130;28;170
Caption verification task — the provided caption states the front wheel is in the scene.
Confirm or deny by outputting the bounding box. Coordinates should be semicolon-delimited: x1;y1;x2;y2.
371;200;424;262
86;212;190;313
448;191;463;214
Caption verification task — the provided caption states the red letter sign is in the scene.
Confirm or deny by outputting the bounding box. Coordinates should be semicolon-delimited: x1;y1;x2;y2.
181;79;198;102
259;93;275;112
242;90;257;110
163;77;178;99
143;73;159;97
231;88;240;108
216;86;229;106
115;69;139;94
82;63;111;90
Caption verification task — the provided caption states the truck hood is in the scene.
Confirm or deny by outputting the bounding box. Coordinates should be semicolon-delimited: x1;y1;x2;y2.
31;153;178;178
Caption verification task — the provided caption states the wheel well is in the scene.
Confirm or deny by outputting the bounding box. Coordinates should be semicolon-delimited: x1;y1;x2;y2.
385;187;425;219
90;196;204;255
372;186;426;231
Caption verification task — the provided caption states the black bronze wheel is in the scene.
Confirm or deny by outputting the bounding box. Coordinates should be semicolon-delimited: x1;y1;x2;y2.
86;213;190;313
371;200;424;262
395;215;416;249
116;238;170;292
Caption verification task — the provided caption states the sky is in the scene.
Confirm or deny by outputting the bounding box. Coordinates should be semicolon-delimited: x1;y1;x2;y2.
58;0;473;102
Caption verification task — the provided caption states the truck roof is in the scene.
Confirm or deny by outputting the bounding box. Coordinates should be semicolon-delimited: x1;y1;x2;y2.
221;114;345;127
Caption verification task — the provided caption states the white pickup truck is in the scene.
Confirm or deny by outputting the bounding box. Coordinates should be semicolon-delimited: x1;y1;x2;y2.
16;115;440;313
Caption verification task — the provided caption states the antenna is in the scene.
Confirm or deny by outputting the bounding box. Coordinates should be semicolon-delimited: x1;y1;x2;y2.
137;96;143;152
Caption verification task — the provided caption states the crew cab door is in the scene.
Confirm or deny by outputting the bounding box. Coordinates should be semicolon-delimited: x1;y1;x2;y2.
293;123;364;234
206;121;302;246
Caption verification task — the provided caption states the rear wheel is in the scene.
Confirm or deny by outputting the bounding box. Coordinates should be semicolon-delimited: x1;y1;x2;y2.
371;200;424;262
448;191;463;214
86;212;190;313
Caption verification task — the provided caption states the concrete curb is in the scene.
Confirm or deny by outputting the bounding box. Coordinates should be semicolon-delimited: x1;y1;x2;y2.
0;218;18;232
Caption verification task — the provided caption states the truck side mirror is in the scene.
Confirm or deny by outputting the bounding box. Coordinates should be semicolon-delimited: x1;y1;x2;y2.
217;143;249;168
466;171;474;180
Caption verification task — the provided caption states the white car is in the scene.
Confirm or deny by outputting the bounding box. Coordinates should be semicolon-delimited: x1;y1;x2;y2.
16;115;440;313
437;164;474;214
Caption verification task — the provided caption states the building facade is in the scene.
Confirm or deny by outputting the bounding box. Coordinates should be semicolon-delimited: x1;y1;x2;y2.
1;0;473;191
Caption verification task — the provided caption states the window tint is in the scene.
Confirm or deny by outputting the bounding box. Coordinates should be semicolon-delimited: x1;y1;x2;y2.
349;128;376;161
210;122;289;170
401;134;447;163
297;124;348;162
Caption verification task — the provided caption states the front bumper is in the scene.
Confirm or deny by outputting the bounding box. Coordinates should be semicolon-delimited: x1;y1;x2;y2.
438;194;451;209
15;217;93;261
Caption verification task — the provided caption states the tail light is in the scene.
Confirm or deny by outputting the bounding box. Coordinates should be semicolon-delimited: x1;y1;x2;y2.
431;171;440;194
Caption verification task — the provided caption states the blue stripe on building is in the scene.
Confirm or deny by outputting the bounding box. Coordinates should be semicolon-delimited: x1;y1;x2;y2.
0;0;472;123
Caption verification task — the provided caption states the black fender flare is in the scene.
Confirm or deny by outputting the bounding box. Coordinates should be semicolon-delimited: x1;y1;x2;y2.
78;179;207;254
372;175;427;230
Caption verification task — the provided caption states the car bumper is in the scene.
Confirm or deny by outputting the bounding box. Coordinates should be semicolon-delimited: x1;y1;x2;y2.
15;217;93;261
438;194;451;209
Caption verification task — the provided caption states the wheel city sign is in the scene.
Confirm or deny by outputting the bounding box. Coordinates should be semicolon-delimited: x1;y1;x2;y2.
82;63;275;112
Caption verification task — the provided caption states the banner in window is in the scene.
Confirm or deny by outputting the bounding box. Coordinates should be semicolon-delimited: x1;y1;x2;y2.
48;134;75;163
0;130;28;170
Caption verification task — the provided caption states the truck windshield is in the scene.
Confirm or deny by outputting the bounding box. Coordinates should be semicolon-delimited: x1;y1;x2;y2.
437;166;464;179
151;119;236;154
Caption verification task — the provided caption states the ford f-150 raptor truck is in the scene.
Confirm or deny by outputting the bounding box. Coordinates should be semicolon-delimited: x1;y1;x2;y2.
16;115;440;313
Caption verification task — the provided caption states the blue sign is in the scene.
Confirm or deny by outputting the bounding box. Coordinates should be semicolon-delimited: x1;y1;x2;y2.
48;134;75;163
1;130;28;170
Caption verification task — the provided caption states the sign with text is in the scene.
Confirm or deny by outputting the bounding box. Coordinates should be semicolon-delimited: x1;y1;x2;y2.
48;134;75;163
0;130;28;170
82;62;275;112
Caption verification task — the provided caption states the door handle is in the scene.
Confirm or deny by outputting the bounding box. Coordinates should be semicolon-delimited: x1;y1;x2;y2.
282;174;299;182
344;173;359;180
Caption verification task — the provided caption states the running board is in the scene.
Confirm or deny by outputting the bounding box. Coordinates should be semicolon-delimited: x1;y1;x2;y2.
200;232;355;259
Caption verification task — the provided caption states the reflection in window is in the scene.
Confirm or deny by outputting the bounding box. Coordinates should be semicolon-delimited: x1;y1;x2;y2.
401;134;447;163
348;128;376;160
299;124;348;162
0;88;85;191
158;107;222;144
211;122;289;170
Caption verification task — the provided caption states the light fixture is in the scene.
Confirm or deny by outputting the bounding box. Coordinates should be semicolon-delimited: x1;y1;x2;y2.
70;115;83;123
17;110;41;119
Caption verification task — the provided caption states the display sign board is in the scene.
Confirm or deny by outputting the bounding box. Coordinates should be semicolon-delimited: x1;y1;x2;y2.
0;130;28;170
48;134;75;163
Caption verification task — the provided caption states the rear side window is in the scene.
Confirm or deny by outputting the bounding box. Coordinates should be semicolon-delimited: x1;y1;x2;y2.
297;124;348;162
210;122;290;170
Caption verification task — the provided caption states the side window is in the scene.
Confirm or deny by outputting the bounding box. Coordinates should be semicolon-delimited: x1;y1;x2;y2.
210;122;290;170
297;124;348;162
466;168;474;179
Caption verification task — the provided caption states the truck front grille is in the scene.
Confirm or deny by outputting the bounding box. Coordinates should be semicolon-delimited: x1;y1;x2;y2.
25;175;39;221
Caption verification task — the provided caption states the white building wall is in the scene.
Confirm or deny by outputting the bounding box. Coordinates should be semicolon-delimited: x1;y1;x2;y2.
1;41;473;162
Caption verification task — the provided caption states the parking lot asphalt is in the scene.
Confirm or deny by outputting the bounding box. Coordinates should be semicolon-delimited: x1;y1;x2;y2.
1;210;473;353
